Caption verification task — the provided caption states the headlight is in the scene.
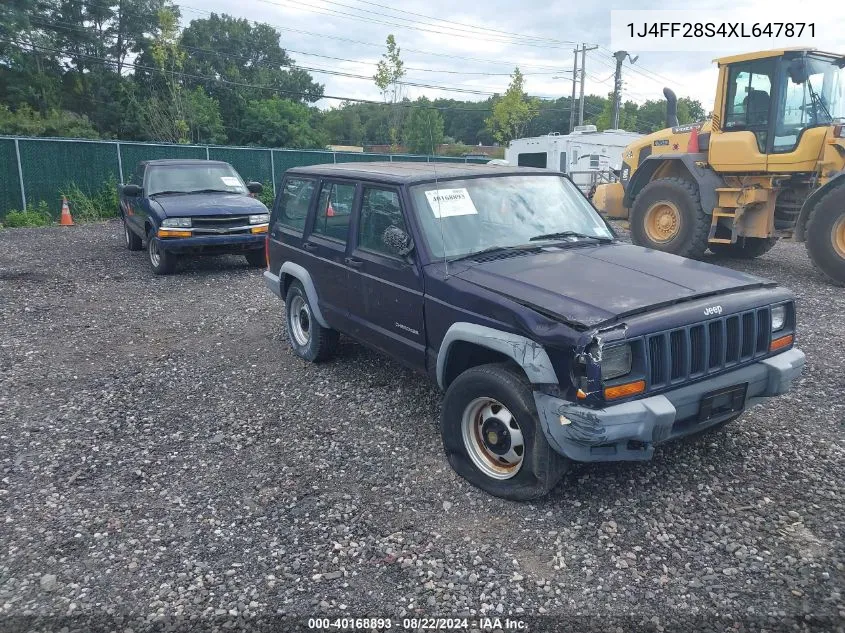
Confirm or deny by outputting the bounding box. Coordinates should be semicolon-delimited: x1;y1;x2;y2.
771;305;786;332
601;344;632;380
249;213;270;225
162;217;191;228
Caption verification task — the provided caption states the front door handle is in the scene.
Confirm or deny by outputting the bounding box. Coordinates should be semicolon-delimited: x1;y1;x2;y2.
345;257;363;268
303;242;318;252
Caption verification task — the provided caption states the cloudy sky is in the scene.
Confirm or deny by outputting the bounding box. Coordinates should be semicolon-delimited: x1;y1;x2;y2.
186;0;842;125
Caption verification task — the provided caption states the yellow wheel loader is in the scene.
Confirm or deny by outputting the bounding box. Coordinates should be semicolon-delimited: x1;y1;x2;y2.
593;49;845;284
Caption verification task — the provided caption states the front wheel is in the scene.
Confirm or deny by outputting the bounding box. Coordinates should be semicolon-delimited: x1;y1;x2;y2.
709;237;777;259
805;187;845;286
440;364;569;501
147;231;176;275
630;178;710;258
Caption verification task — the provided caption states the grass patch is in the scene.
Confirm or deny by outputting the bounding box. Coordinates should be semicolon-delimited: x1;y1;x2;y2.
59;175;120;222
2;201;53;228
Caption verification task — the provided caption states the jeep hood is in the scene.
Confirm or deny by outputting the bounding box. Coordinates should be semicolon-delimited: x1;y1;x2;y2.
152;192;267;217
454;243;773;329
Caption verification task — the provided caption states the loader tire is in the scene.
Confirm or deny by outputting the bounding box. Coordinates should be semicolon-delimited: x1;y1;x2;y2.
630;177;710;259
805;187;845;286
709;237;778;259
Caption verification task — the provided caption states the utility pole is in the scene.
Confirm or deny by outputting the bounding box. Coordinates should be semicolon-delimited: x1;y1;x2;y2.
578;43;599;126
611;50;638;129
569;45;579;133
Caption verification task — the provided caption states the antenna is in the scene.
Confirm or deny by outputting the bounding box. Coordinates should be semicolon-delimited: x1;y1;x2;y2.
427;106;449;276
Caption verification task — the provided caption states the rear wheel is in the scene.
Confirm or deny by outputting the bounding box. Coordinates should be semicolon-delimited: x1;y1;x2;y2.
124;217;142;251
440;364;569;501
709;237;778;259
284;281;339;362
805;187;845;286
630;177;710;258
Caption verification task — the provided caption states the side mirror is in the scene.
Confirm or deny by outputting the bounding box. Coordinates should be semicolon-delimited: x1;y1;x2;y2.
247;181;263;194
383;225;414;257
122;184;142;197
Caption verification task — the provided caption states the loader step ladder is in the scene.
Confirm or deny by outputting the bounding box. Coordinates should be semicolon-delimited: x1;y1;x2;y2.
709;187;745;244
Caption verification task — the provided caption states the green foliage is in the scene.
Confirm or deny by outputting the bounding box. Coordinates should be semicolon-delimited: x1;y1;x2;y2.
240;97;327;149
0;105;100;138
486;68;540;144
2;201;52;228
403;98;444;155
257;182;275;209
59;175;120;222
374;35;406;146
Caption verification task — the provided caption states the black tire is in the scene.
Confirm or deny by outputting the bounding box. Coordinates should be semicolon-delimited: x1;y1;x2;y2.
709;237;778;259
123;217;142;251
440;364;569;501
630;177;710;258
284;281;339;362
245;250;266;268
805;187;845;286
147;229;176;275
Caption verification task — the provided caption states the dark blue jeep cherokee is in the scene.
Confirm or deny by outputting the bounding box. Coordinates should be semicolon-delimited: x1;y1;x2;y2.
264;163;805;500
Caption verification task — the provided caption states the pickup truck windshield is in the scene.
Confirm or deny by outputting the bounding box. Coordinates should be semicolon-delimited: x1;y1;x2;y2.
409;175;613;259
146;164;247;196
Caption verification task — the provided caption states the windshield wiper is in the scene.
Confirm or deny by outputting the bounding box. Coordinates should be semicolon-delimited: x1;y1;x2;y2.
529;231;613;243
449;244;534;263
188;188;239;194
149;190;191;196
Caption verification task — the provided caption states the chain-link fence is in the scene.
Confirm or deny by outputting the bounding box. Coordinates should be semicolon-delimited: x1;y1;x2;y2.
0;136;486;219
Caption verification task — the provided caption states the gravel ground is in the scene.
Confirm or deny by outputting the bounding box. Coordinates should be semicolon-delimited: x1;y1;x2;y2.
0;220;843;633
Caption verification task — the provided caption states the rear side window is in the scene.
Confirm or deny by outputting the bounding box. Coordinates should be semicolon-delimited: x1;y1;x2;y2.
358;188;406;256
277;178;316;231
517;152;547;168
313;182;355;242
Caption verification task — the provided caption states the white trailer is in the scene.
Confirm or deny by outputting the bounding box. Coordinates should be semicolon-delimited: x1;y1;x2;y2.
504;126;643;193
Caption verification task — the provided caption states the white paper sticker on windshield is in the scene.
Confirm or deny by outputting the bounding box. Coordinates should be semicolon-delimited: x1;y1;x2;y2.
425;188;478;218
221;176;241;187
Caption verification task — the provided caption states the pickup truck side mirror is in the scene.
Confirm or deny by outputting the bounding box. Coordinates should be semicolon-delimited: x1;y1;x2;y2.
246;181;263;194
122;184;142;197
383;225;414;257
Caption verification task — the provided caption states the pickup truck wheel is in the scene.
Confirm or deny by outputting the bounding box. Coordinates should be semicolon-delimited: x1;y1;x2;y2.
147;231;176;275
123;217;142;251
441;364;569;501
630;178;709;258
244;250;266;268
709;237;777;259
284;281;339;362
805;187;845;286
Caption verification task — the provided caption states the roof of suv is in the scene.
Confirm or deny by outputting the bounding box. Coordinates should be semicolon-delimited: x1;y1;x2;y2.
142;159;231;166
286;161;556;184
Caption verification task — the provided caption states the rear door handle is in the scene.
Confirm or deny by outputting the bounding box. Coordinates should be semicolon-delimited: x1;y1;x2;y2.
345;257;363;268
303;242;318;252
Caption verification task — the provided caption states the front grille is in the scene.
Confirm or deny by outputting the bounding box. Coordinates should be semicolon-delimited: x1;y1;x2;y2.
192;215;251;234
646;307;772;389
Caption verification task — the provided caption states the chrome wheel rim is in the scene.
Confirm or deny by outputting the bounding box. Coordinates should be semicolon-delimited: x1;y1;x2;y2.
461;397;524;480
289;295;311;346
149;238;161;267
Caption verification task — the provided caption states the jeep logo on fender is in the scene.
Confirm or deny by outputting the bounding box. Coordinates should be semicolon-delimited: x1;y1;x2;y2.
704;305;723;316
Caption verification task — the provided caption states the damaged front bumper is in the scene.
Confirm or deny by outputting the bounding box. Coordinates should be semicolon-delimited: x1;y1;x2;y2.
534;348;805;462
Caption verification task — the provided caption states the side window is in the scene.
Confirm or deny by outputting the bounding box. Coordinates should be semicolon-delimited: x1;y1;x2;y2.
130;165;144;186
724;59;774;151
276;178;316;232
313;182;355;242
517;152;547;168
358;188;407;256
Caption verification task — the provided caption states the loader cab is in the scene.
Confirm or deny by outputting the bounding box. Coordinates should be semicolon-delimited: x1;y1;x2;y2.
709;50;845;173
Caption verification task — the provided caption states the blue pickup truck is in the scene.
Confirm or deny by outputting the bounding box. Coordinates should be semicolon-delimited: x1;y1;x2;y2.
263;162;805;500
119;159;269;274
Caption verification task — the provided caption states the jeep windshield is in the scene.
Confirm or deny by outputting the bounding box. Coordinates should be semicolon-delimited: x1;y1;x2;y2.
409;175;614;260
147;164;247;196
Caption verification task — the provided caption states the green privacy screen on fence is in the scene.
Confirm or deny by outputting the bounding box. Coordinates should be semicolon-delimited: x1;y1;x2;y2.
0;136;488;219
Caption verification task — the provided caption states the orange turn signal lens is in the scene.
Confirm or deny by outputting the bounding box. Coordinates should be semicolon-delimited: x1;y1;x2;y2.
157;229;191;238
770;333;794;352
251;225;268;234
604;380;646;400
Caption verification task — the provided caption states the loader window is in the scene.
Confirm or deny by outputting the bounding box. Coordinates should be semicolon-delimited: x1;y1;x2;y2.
724;59;775;152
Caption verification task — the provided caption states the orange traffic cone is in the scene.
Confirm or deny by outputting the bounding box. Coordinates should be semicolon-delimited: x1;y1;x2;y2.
60;196;74;226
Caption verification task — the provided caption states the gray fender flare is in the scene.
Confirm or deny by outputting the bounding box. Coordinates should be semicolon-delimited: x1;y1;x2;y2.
435;322;557;390
278;262;329;328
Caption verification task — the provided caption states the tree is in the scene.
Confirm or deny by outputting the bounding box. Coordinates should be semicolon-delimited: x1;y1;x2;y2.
485;68;539;144
594;93;638;132
141;7;189;143
322;104;365;145
373;34;405;146
403;98;444;154
184;87;226;144
240;97;327;148
0;104;100;138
